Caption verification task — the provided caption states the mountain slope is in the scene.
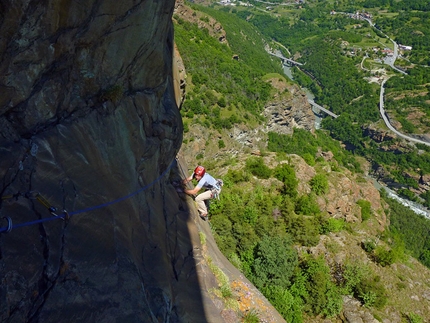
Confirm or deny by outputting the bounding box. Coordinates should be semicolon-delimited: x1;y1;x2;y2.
174;2;430;322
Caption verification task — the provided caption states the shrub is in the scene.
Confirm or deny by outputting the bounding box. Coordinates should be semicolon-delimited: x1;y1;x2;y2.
217;96;227;107
341;262;369;295
362;238;377;253
225;169;250;183
295;194;320;216
183;121;190;133
357;199;372;221
301;256;342;317
302;152;315;166
245;157;272;179
321;218;345;234
285;214;320;246
262;285;303;323
274;163;298;197
407;313;424;323
310;173;329;195
218;139;226;149
355;276;387;308
375;234;406;266
228;253;242;271
375;246;396;266
251;235;298;290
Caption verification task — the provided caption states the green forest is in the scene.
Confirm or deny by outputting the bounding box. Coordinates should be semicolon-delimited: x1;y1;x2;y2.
219;0;430;204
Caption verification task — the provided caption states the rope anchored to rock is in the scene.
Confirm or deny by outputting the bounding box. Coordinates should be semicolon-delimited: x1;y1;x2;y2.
0;159;177;234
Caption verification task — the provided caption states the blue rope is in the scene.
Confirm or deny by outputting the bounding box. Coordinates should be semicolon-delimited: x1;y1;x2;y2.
0;159;177;234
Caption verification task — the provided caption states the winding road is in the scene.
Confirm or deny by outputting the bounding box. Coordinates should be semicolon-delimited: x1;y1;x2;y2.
379;78;430;147
361;16;430;146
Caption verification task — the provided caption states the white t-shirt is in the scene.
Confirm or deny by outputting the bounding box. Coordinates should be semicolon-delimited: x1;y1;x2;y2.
196;173;219;190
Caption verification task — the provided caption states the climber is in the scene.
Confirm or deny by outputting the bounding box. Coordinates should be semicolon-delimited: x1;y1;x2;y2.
182;165;222;220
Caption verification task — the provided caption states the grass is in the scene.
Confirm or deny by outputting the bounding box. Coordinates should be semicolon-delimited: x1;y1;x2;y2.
207;256;239;310
199;231;207;245
241;309;260;323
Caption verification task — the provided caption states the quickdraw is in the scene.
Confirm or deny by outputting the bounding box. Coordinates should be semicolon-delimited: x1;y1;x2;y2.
25;191;59;216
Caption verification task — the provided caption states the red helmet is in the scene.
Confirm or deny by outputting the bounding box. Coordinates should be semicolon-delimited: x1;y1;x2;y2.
194;165;206;177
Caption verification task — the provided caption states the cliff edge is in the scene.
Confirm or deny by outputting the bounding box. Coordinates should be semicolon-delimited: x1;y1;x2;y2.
1;0;191;321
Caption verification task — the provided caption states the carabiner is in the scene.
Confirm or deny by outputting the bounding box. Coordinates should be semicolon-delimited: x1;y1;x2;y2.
1;216;12;233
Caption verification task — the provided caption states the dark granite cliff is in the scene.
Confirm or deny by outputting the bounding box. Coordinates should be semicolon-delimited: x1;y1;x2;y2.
0;0;191;321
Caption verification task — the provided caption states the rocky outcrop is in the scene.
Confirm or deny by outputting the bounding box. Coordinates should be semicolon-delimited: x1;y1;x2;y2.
264;84;315;135
174;0;227;44
362;124;397;143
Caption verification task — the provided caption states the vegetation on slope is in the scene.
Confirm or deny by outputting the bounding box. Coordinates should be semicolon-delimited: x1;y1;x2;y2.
221;0;430;203
174;7;282;130
175;2;430;322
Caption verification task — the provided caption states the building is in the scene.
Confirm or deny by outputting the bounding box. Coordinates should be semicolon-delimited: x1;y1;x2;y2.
399;44;412;51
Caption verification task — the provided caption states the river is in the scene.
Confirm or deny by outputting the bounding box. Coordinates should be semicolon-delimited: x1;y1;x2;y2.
282;63;430;219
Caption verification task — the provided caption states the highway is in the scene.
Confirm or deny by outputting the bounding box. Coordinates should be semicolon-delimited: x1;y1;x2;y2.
379;78;430;147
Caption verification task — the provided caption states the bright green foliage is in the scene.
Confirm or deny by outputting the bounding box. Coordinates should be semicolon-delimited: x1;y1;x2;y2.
362;238;377;253
268;128;361;172
357;199;372;221
407;312;424;323
384;197;430;268
310;174;329;195
224;169;251;184
274;163;298;197
262;285;303;323
241;309;260;323
243;204;259;225
340;263;369;295
374;242;405;267
302;152;315;166
284;213;321;246
340;262;387;309
245;157;272;179
320;218;345;234
251;235;298;290
301;256;343;317
295;194;320;216
355;276;387;309
175;6;279;129
218;140;225;149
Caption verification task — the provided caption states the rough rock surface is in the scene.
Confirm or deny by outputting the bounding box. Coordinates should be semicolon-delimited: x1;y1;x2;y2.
264;83;315;135
0;1;282;322
174;0;227;43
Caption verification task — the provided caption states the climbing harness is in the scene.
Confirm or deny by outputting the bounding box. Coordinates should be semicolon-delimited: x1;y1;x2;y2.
0;159;177;234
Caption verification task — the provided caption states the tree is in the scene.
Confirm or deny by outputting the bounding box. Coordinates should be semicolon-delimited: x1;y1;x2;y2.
310;173;329;195
251;235;298;290
274;163;298;197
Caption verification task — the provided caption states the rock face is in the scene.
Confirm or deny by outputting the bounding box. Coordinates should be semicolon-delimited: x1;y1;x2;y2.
0;1;210;322
264;84;315;135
